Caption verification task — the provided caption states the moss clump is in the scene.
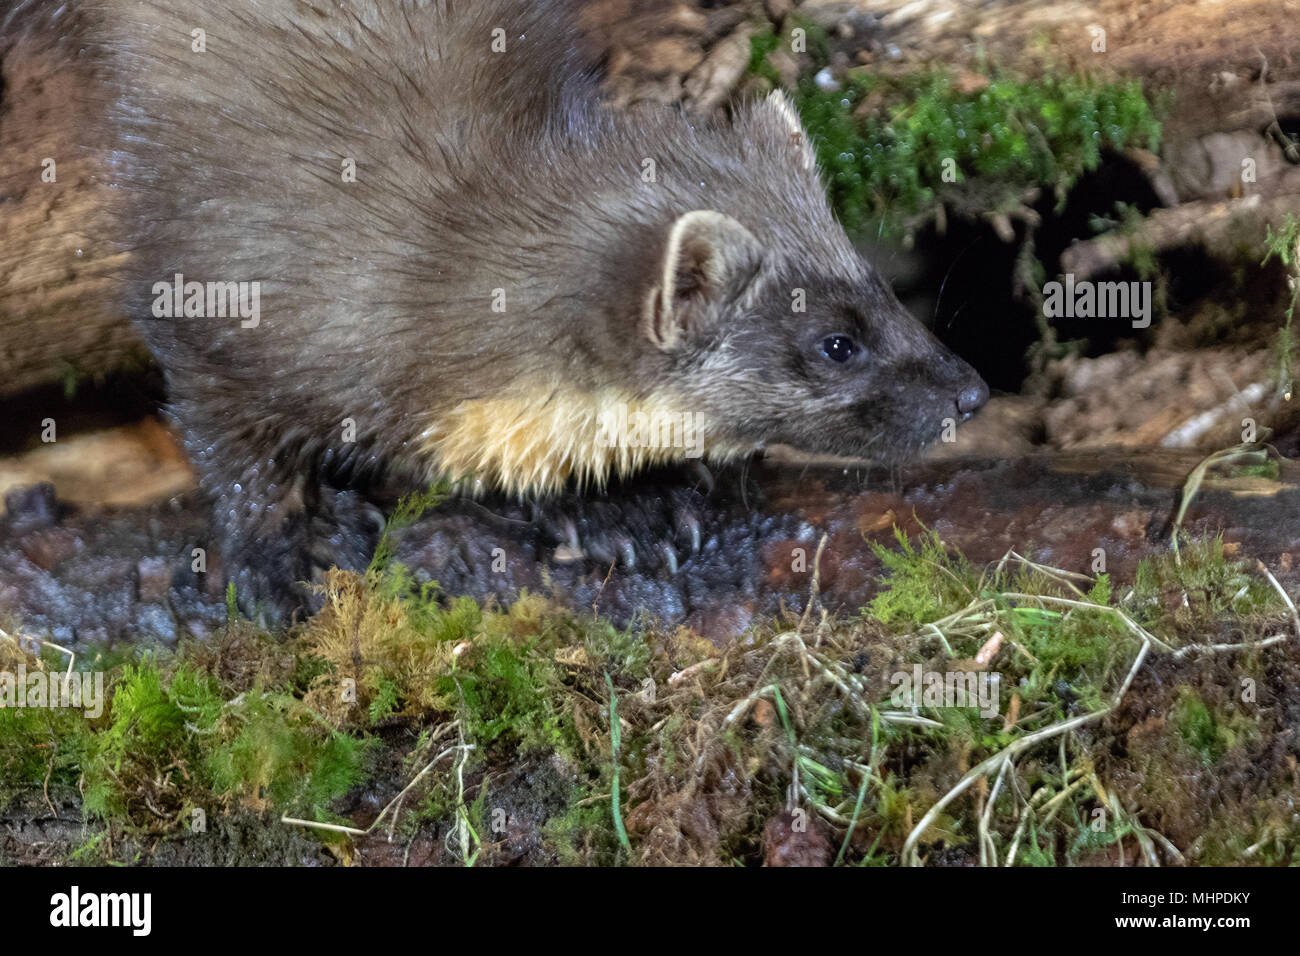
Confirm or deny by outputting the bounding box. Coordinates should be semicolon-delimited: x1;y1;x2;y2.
865;525;978;627
82;657;372;824
1262;213;1300;397
446;636;565;752
749;29;1162;233
1;512;1295;866
0;637;371;841
1170;687;1258;768
854;527;1295;865
205;688;373;814
1133;535;1285;643
294;564;671;863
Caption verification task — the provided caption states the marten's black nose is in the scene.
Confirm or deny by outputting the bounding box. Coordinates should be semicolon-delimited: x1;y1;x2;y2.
956;381;989;417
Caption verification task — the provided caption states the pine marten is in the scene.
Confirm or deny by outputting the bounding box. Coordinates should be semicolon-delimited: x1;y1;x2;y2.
7;0;987;616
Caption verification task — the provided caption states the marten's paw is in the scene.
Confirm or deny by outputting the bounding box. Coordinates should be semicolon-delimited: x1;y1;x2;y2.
213;484;384;626
530;473;713;575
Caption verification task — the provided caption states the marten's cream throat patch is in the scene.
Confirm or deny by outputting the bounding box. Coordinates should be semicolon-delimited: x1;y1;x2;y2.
418;386;745;495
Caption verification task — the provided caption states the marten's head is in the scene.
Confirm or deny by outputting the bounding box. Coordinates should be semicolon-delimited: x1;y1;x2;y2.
636;92;988;465
423;92;987;495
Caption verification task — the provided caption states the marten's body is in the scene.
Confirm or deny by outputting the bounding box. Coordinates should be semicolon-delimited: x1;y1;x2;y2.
4;0;987;614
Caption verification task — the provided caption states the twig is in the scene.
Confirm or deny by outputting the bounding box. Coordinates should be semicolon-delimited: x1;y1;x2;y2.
0;626;76;692
592;558;617;620
1258;559;1300;635
902;638;1151;866
283;734;470;837
978;757;1012;866
799;534;829;634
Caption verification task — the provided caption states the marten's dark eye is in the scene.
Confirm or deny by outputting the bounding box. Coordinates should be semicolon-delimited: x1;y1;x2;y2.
820;334;859;363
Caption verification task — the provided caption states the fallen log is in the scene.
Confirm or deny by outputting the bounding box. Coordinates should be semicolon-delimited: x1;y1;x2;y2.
1059;187;1300;281
2;449;1297;648
0;11;147;398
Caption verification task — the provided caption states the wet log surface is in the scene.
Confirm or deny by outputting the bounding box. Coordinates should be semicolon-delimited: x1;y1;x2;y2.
3;449;1297;651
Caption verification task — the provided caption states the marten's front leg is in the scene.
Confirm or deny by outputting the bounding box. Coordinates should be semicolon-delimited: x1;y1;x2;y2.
180;415;383;623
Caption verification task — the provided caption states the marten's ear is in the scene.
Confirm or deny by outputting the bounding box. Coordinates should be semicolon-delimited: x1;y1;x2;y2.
756;89;818;175
644;210;764;350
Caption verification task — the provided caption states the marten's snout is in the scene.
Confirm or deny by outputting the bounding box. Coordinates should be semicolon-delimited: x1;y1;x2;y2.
955;380;989;419
928;338;989;421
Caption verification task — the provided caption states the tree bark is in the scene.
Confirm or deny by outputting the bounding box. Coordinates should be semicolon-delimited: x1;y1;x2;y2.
0;5;148;398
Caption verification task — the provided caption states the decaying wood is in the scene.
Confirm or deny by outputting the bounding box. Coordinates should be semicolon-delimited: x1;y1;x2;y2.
0;19;147;397
5;0;1300;396
4;449;1298;646
1059;187;1300;280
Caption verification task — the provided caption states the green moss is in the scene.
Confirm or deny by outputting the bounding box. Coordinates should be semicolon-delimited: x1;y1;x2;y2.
74;658;371;822
1171;687;1258;768
1172;688;1221;765
2;508;1293;866
1065;806;1127;858
1009;604;1130;713
748;33;1162;233
1262;213;1300;396
1086;573;1111;606
866;525;978;627
0;639;371;837
583;619;653;683
541;797;623;867
0;707;92;801
367;678;401;725
206;688;373;814
1134;536;1283;640
444;636;565;753
80;661;203;819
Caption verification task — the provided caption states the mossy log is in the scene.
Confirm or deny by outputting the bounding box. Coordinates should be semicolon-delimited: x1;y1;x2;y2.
2;450;1298;646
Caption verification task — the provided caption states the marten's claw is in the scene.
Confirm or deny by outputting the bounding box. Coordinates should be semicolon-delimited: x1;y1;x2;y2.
528;470;712;576
675;512;703;555
618;537;638;569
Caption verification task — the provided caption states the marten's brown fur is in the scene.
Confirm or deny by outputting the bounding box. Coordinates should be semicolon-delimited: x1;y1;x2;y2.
3;0;987;614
